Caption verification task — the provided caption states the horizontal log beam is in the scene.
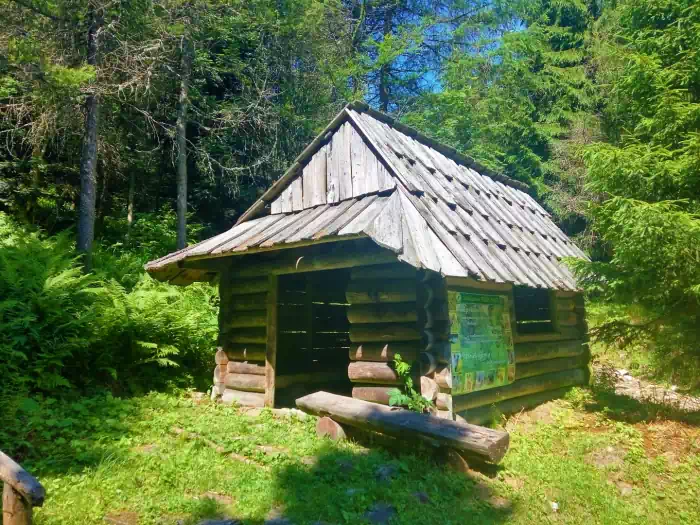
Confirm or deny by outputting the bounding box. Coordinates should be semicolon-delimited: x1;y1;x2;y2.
225;328;267;345
348;362;401;385
346;279;417;304
230;293;268;311
227;311;267;329
515;356;587;381
349;323;421;343
227;361;266;375
457;387;573;426
514;339;586;363
513;326;581;344
349;343;420;363
224;373;265;392
296;391;510;463
221;389;265;407
347;303;418;324
350;263;416;281
225;344;266;362
352;385;396;405
453;368;587;412
230;244;397;278
276;369;348;389
228;277;269;295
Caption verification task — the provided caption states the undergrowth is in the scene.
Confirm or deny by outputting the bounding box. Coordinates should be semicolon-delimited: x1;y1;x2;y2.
0;212;218;447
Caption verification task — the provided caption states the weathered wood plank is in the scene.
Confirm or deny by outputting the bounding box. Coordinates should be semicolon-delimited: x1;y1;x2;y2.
265;275;279;408
452;368;587;412
296;391;510;463
311;145;328;207
349;323;422;343
338;122;353;200
350;125;367;197
346;279;416;304
326;134;340;204
3;484;33;525
348;362;401;385
291;176;303;211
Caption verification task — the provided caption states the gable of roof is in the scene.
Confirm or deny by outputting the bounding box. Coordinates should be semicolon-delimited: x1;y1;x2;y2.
146;102;587;290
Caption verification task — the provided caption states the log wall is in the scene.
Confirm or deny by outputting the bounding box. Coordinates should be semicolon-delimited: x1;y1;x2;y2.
346;263;421;405
213;269;268;407
452;288;590;424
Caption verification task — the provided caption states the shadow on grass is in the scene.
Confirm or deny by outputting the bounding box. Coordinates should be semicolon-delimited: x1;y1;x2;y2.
582;387;700;426
270;439;512;525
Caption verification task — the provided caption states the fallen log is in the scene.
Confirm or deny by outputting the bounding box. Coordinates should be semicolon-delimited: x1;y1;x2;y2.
1;450;45;525
296;391;510;463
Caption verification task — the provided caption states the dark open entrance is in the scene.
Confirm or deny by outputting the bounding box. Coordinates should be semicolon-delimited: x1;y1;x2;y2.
275;269;352;407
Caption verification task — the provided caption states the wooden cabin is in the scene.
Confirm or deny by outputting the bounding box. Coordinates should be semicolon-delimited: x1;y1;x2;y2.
146;102;590;424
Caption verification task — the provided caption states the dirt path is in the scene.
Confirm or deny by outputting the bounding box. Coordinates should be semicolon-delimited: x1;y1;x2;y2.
604;366;700;412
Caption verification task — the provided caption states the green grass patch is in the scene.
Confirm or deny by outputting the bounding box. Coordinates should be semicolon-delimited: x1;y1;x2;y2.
9;390;700;524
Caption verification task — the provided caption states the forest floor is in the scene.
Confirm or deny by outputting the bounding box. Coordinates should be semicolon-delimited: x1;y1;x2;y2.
17;382;700;525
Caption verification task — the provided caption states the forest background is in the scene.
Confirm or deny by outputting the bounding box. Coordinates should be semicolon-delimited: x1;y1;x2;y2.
1;0;699;438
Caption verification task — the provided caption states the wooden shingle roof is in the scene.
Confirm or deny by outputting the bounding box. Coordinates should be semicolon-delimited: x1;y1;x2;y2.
146;102;587;290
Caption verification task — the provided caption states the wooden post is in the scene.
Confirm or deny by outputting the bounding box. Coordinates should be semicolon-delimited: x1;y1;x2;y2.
0;450;44;525
3;484;32;525
264;274;278;408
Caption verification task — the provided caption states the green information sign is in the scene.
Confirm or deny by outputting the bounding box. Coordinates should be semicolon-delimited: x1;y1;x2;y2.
448;292;515;395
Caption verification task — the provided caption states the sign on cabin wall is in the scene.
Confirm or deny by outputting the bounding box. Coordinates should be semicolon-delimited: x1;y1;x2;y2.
448;292;516;395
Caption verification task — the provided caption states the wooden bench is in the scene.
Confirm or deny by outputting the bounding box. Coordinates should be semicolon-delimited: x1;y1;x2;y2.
296;391;510;463
1;451;45;525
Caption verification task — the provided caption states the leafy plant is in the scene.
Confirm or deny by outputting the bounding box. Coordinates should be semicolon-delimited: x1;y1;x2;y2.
388;354;435;414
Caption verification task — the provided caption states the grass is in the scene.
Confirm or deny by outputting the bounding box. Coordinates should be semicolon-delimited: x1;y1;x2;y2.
8;389;700;525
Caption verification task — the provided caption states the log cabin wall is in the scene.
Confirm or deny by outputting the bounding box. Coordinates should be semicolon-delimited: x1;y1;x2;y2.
449;284;590;425
214;269;269;408
346;262;421;405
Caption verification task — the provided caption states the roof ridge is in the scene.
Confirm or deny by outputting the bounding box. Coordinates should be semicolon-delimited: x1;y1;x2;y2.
346;101;530;194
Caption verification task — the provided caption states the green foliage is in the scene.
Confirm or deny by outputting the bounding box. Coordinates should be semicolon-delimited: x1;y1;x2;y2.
0;213;218;430
573;0;700;387
388;353;435;413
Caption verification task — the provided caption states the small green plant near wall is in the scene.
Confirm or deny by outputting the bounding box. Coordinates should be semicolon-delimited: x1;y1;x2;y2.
388;354;435;413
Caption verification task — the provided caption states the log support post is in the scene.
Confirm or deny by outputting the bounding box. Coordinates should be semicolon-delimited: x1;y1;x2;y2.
264;274;279;408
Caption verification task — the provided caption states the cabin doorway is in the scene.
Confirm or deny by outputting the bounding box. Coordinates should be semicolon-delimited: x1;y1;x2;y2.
274;269;352;407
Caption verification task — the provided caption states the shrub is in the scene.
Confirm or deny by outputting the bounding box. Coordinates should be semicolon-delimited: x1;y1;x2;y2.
0;213;218;419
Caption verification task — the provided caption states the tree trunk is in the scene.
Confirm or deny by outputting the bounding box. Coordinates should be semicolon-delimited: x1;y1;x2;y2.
126;170;135;242
175;36;192;250
77;7;101;271
378;4;394;112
